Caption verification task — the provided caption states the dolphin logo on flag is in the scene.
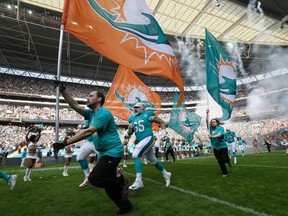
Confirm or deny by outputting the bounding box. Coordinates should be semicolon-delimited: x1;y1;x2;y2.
169;94;201;144
104;66;161;122
180;110;201;132
87;0;169;46
62;0;184;104
114;89;157;113
205;29;237;120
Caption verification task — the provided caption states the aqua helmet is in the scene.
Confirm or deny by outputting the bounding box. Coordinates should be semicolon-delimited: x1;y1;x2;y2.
133;102;146;115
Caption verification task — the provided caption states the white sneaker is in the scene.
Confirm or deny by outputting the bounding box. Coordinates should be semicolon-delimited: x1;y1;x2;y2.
62;172;69;177
164;172;171;187
79;177;89;188
8;175;17;190
23;176;28;182
129;180;144;190
123;164;128;168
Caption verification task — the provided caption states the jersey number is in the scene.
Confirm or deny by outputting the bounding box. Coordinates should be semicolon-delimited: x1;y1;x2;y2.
134;120;145;133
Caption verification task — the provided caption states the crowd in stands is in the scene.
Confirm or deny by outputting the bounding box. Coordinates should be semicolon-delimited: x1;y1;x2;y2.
0;73;253;103
0;74;109;99
0;104;281;121
0;105;83;121
1;114;287;159
1;73;288;160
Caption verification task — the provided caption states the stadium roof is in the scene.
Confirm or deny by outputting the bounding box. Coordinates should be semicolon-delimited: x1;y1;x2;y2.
0;0;287;89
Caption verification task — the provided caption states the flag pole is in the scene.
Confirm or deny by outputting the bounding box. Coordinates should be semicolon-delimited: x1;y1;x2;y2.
206;91;210;111
206;91;210;131
55;24;64;142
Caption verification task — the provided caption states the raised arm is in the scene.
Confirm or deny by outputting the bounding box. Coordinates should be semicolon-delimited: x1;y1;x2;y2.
25;130;31;143
60;89;86;116
35;130;41;142
206;109;210;130
54;79;86;116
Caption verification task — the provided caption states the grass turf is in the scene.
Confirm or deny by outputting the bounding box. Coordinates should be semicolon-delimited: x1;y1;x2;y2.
1;151;287;216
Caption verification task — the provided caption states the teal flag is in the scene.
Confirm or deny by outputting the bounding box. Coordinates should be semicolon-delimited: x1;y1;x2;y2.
205;28;237;121
168;94;202;144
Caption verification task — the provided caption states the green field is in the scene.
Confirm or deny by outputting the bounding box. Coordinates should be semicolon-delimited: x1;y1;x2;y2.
1;151;287;216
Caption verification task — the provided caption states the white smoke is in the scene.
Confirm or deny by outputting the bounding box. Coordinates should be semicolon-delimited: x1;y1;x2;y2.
225;43;247;77
246;44;288;120
175;37;205;86
247;0;266;31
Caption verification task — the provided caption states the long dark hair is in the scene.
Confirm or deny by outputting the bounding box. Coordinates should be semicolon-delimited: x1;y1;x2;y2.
29;135;37;142
210;118;224;127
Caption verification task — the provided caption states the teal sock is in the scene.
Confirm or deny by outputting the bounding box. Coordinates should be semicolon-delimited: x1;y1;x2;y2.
233;152;237;157
155;161;164;172
79;160;88;170
135;157;143;173
0;171;10;181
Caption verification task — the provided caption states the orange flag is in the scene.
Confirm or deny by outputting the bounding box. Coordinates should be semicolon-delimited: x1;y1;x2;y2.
104;65;161;130
62;0;184;104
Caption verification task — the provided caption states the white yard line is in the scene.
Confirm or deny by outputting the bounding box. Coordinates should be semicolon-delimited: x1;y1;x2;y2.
125;172;271;216
176;161;288;169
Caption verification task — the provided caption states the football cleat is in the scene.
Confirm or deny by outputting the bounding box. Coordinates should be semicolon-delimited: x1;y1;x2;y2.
8;175;17;190
79;177;89;188
164;172;172;187
129;180;143;190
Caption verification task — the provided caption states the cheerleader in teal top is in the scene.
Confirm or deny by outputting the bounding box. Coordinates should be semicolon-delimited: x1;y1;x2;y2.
206;109;230;177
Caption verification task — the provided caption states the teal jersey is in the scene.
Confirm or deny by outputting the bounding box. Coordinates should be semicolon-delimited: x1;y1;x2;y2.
128;110;155;142
238;139;246;145
84;119;94;142
224;131;236;143
165;141;173;150
210;125;227;150
85;107;123;158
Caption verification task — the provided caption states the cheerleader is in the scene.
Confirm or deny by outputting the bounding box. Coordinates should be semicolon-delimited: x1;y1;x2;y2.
23;126;41;181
